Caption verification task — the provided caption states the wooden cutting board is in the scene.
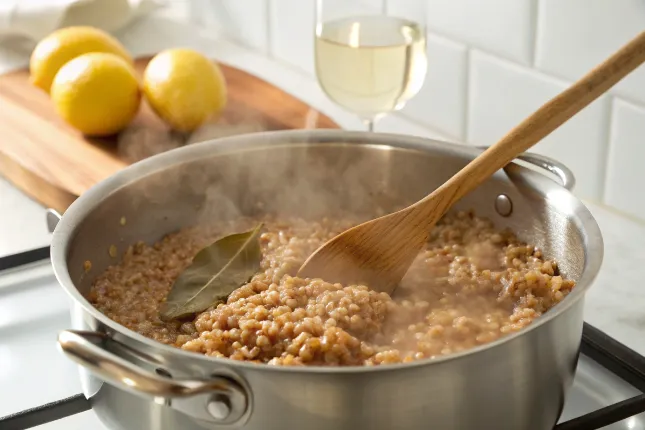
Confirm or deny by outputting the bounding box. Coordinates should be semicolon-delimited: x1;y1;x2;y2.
0;56;339;214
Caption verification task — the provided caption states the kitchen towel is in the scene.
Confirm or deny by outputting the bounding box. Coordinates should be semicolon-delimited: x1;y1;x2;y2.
0;0;163;43
0;0;165;73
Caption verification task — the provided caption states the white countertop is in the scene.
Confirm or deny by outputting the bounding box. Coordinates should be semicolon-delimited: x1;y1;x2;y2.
1;11;645;428
580;203;645;354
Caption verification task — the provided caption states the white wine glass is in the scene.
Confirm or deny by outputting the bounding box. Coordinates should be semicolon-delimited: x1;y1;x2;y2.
314;0;428;132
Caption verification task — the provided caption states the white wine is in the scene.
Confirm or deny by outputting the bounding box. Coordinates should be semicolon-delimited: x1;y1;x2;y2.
315;15;427;120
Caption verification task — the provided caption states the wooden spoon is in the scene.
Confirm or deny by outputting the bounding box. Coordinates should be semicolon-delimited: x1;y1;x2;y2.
298;30;645;295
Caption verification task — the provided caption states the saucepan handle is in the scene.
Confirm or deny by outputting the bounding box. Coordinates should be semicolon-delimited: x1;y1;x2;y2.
475;146;576;191
58;330;249;424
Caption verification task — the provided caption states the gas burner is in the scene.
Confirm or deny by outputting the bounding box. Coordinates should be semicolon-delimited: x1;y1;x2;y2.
1;247;644;430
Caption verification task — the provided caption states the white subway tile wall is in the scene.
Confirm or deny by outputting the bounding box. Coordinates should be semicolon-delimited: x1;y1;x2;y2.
468;51;610;199
535;0;645;105
191;0;645;220
269;0;316;74
424;0;536;65
400;34;468;140
184;0;269;52
605;99;645;217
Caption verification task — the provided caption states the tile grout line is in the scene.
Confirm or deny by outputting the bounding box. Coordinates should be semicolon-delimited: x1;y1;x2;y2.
583;197;645;228
463;48;474;144
429;24;645;110
390;111;458;141
530;62;645;109
423;26;531;68
600;97;617;205
265;0;274;58
529;0;540;67
604;91;645;110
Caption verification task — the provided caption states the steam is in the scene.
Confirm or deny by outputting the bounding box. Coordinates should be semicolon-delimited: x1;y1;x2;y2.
99;115;536;362
304;108;319;129
113;103;422;254
116;105;269;164
117;125;184;163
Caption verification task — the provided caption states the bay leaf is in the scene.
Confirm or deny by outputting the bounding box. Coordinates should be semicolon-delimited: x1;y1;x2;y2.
160;223;263;320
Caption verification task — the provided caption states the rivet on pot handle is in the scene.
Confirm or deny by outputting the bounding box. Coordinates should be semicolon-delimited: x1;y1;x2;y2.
58;330;249;425
475;146;576;191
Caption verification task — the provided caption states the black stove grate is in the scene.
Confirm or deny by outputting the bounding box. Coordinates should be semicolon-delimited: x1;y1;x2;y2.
553;323;645;430
0;395;91;430
1;247;644;430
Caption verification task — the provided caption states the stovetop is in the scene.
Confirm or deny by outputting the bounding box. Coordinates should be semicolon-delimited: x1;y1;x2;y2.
1;247;645;430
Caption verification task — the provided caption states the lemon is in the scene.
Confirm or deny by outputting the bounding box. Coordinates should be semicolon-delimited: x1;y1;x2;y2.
30;26;132;93
50;52;141;136
142;48;227;132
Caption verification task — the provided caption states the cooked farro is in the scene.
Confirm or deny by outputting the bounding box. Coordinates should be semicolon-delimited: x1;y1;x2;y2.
88;211;575;366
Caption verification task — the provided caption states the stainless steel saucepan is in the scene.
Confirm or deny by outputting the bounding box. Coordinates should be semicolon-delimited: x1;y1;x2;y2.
50;129;603;430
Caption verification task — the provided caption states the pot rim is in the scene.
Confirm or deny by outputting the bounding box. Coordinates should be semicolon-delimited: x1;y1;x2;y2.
51;129;604;374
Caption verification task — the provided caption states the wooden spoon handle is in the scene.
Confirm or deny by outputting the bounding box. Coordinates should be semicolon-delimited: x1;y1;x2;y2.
421;30;645;215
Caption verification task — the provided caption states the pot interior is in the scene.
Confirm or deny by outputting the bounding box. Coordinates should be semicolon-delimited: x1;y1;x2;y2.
63;139;592;298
